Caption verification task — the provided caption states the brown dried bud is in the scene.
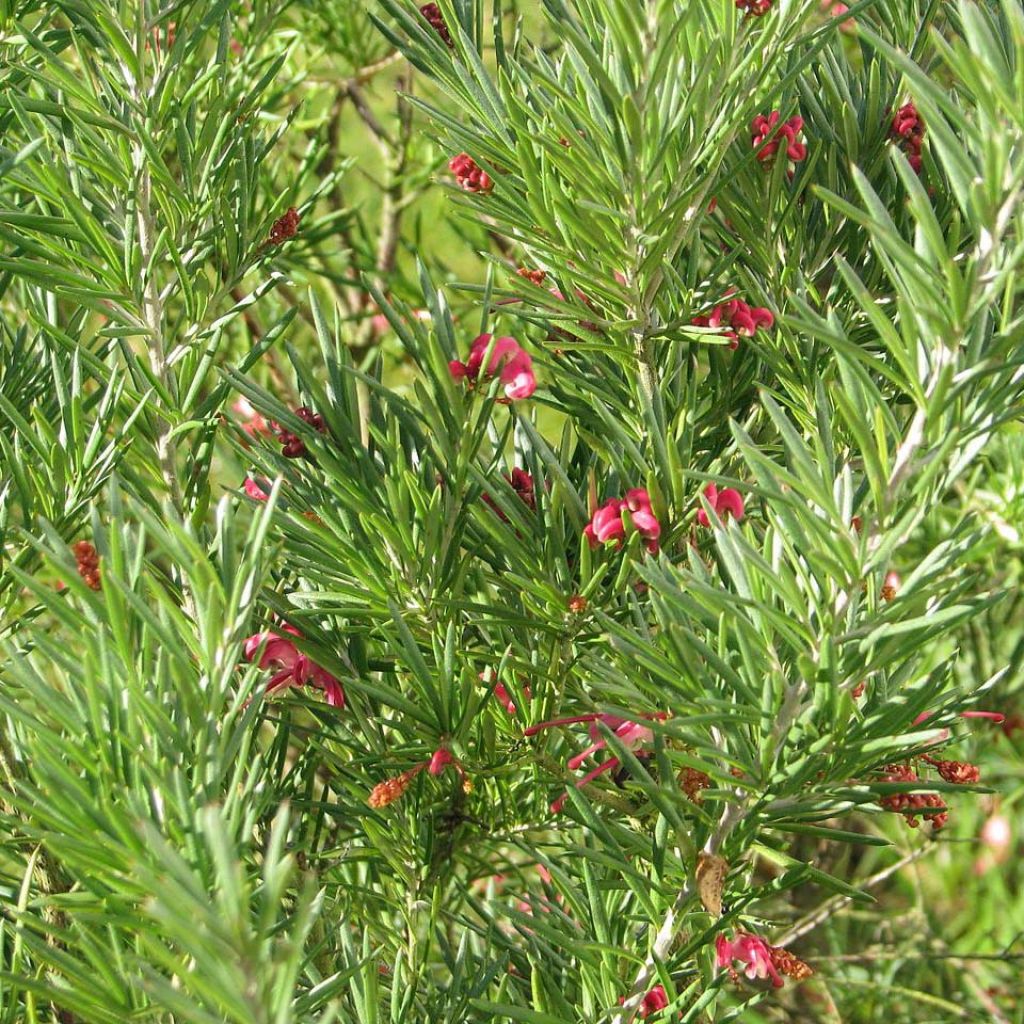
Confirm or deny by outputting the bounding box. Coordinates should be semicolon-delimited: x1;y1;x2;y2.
678;766;711;803
695;852;728;917
267;207;300;246
769;945;813;981
567;594;588;614
368;768;418;809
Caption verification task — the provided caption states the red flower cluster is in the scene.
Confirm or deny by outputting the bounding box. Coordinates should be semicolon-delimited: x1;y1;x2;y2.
517;267;547;287
420;3;454;47
890;102;925;174
450;334;536;400
482;468;536;520
879;763;948;830
752;112;807;163
736;0;772;15
922;755;980;785
449;153;493;193
243;626;345;707
72;540;101;591
691;297;773;349
267;207;300;246
585;489;661;553
277;406;326;458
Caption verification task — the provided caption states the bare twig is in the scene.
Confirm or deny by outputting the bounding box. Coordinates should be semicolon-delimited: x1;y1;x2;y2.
773;845;934;948
344;80;394;147
611;801;745;1024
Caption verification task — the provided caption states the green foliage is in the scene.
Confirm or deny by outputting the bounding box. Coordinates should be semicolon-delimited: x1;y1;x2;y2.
0;0;1023;1022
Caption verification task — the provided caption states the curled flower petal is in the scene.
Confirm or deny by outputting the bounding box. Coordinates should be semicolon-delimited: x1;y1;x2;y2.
697;482;745;526
242;629;344;707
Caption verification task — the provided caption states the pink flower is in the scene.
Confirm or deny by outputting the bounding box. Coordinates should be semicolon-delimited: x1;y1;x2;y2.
821;0;855;32
450;333;536;401
715;932;783;988
482;468;537;520
243;626;345;707
525;712;662;813
751;111;807;164
909;707;1004;745
584;489;661;553
449;153;493;193
696;483;745;527
736;0;772;14
691;297;773;349
975;812;1012;874
912;709;1005;727
233;396;272;439
243;477;271;502
368;305;431;338
494;680;532;715
620;985;670;1018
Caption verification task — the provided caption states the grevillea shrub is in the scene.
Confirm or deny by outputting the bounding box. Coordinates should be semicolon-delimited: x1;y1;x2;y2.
0;0;1023;1021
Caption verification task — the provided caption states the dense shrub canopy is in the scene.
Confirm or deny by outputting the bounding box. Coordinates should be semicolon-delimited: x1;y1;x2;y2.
0;1;1023;1022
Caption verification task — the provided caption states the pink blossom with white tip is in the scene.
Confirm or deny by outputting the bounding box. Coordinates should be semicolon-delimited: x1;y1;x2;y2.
715;932;783;987
450;333;536;400
584;489;661;554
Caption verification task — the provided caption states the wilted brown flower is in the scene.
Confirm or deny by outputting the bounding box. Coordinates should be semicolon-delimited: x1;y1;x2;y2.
267;207;300;246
